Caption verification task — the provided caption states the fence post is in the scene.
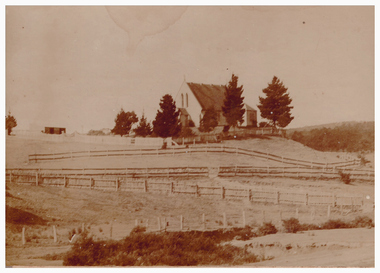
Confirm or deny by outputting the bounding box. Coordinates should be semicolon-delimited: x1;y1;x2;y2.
247;189;251;202
221;186;225;199
276;191;280;204
22;227;26;245
63;176;67;187
332;194;336;207
36;172;39;186
144;180;147;192
182;137;184;145
135;219;138;227
223;212;227;228
115;178;119;191
53;225;57;243
170;182;174;195
242;211;246;227
262;210;265;223
158;217;161;231
180;215;183;231
279;211;282;221
110;222;113;239
90;177;93;189
351;197;354;212
195;185;198;197
295;208;299;219
202;213;206;231
327;205;331;218
305;193;309;206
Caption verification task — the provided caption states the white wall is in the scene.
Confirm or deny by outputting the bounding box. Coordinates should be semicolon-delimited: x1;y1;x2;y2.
176;84;203;127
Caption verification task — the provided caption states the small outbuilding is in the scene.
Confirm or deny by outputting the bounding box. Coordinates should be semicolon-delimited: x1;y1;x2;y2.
44;127;66;134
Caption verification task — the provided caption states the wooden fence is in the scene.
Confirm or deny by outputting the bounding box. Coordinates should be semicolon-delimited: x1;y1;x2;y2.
6;170;364;208
28;145;361;169
8;164;374;182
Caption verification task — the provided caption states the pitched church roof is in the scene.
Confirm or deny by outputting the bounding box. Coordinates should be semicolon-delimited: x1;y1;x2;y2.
186;82;226;111
186;82;256;112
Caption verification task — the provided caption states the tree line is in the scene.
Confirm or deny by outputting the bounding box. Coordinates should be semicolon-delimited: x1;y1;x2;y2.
289;122;374;152
110;74;294;138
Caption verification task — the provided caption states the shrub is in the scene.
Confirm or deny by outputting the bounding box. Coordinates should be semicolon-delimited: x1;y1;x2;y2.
188;120;195;127
352;216;374;228
282;218;301;233
257;222;277;236
321;219;351;229
338;171;351;184
63;229;260;266
130;225;146;235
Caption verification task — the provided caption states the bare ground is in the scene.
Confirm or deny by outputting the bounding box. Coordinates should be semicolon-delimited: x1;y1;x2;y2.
5;136;375;267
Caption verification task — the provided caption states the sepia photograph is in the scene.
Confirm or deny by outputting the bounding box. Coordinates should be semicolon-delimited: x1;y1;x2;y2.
4;3;375;268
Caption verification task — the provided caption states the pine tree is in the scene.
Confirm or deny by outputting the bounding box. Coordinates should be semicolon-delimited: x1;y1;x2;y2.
222;74;245;130
152;94;181;138
134;113;152;137
199;107;218;132
257;76;294;128
111;109;138;136
6;112;17;135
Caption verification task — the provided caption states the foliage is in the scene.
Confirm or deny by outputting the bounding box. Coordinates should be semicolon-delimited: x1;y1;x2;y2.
134;114;152;137
338;170;351;184
352;216;374;228
259;122;271;128
321;219;351;229
130;225;147;235
289;122;374;152
6;112;17;135
222;74;245;130
282;217;302;233
188;119;195;127
257;76;294;128
179;126;195;137
111;109;138;137
199;107;218;132
63;228;259;266
257;222;278;236
153;94;181;138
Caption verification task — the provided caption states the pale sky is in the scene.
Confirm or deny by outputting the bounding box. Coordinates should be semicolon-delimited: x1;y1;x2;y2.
5;5;374;133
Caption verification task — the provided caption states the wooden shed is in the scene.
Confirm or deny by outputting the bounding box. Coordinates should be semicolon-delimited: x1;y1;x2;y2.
44;127;66;134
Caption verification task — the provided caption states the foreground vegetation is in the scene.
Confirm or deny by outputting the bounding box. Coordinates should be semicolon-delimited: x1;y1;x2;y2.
62;216;374;266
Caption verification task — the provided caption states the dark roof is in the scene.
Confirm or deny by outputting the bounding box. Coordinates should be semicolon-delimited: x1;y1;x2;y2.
186;82;256;112
187;82;226;111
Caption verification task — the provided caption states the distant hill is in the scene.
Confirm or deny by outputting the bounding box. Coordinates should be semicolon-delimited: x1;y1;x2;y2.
287;121;374;153
286;121;374;134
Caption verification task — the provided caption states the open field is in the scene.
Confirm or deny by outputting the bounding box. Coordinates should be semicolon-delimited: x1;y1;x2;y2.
5;135;375;267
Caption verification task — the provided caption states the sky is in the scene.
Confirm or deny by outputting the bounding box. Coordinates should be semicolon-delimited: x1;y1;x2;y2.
5;5;375;133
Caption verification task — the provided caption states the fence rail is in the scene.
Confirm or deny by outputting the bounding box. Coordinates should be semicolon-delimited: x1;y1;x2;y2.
6;170;365;208
6;165;374;182
28;145;361;169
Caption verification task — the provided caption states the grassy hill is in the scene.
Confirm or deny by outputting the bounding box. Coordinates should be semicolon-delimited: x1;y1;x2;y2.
287;121;374;153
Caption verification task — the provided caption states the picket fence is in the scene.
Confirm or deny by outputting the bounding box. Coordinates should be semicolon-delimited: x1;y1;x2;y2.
6;170;364;208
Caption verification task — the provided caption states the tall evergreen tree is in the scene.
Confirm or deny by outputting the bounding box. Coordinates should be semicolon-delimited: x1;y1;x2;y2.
199;107;218;132
222;74;245;130
152;94;181;138
134;113;152;137
6;112;17;135
111;108;138;136
257;76;294;128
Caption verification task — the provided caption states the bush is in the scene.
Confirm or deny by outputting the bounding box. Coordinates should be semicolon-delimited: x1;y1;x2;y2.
351;216;374;228
188;120;195;127
63;229;259;266
257;222;277;236
321;219;351;229
282;218;301;233
130;225;146;235
338;171;351;184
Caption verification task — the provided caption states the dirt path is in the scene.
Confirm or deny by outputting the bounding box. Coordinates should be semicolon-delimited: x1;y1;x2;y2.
231;228;374;267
